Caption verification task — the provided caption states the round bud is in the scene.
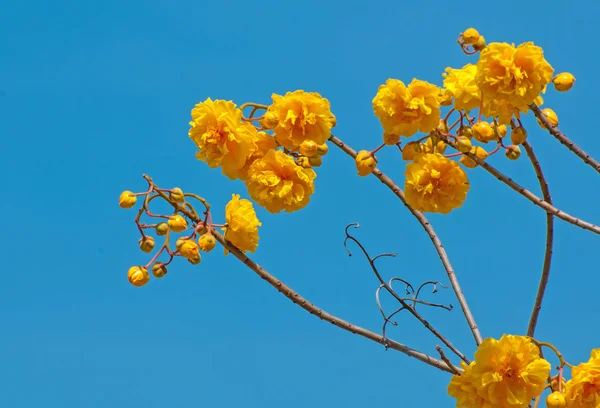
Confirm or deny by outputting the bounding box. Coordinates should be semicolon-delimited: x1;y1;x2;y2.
260;112;279;129
198;233;217;252
176;238;185;250
552;72;575;92
179;239;199;259
119;191;137;209
128;266;149;287
188;254;202;265
355;150;377;176
546;391;566;408
308;156;323;167
537;108;559;128
152;263;168;278
462;28;480;45
169;187;184;202
505;145;521;160
511;126;528;145
402;141;422;161
472;121;495;143
317;143;329;156
138;236;155;253
458;125;473;139
456;136;472;153
437;120;449;135
299;140;319;157
473;35;486;51
295;156;312;169
494;124;508;138
168;215;188;233
155;222;169;236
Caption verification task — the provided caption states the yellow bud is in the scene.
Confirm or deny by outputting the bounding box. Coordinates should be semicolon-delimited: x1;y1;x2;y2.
505;145;521;160
169;187;184;202
552;72;575;92
425;137;447;154
260;111;279;129
155;222;169;236
317;143;329;156
458;126;473;139
178;239;199;259
460;146;488;169
402;141;422;161
537;108;559;128
437;120;449;134
439;90;453;106
494;124;508;138
152;263;168;278
175;238;185;250
383;133;400;146
295;156;312;169
355;150;377;176
511;126;528;145
299;140;319;157
198;233;216;252
119;191;137;209
462;28;480;45
138;236;155;253
456;136;472;153
308;156;323;167
473;35;486;51
168;214;188;233
472;121;495;143
128;266;149;287
188;254;202;265
546;391;566;408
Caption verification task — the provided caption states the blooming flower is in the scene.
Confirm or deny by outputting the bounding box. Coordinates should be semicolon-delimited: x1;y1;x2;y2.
448;362;488;408
372;78;441;137
565;348;600;408
404;153;469;214
476;42;554;124
262;90;336;151
355;150;377;176
189;98;258;180
223;194;261;253
245;149;316;213
443;64;482;111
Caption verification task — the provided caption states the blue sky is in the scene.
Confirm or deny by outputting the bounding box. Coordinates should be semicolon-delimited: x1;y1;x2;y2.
2;0;600;406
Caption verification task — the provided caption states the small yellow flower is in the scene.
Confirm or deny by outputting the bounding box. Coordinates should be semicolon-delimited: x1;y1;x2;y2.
264;90;336;151
168;214;188;232
552;72;575;92
198;233;216;252
178;239;199;259
138;236;155;253
443;64;481;111
355;150;377;176
155;222;169;236
119;191;137;208
472;121;495;143
246;150;317;213
462;28;480;45
476;42;554;124
546;391;566;408
402;141;422;161
511;126;528;145
460;146;488;169
537;108;559;128
299;140;319;157
564;348;600;408
223;194;261;253
152;263;168;278
169;187;184;202
128;266;149;287
505;145;521;160
404;153;470;214
372;78;441;137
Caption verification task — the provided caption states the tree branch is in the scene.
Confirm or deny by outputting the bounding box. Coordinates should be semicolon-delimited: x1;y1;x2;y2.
523;141;555;337
328;135;483;346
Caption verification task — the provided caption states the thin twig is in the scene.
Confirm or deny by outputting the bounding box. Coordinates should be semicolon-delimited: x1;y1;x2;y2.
436;345;460;375
329;135;483;345
529;103;600;174
523;141;555;337
142;174;460;374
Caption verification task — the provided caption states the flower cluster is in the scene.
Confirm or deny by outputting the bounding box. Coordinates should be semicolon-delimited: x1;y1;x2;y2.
564;349;600;408
189;91;335;214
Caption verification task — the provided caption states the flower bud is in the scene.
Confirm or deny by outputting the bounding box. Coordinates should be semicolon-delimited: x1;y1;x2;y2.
168;214;188;232
308;156;323;167
462;28;480;45
188;254;202;265
178;239;199;259
155;222;169;236
138;236;155;253
260;111;279;129
437;120;449;134
169;187;184;202
511;126;528;145
175;238;185;250
119;191;137;209
383;133;400;146
460;146;488;169
472;121;495;143
295;156;312;169
425;136;447;154
552;72;575;92
317;143;329;156
537;108;559;128
152;263;168;278
456;136;472;153
198;233;216;252
473;35;486;51
494;124;508;138
546;391;566;408
128;266;149;287
402;141;422;161
299;140;318;157
505;145;521;160
355;150;377;176
458;125;473;139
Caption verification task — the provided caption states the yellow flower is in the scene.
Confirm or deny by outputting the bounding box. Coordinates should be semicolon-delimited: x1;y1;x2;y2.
404;153;469;214
246;149;316;213
476;42;554;124
264;90;336;151
198;233;216;252
448;362;488;408
553;72;575;92
179;239;199;259
128;266;149;287
564;349;600;408
443;64;482;111
168;214;188;232
355;150;377;176
189;98;258;180
223;194;261;253
402;141;423;161
511;126;528;145
546;391;566;408
119;191;137;208
471;335;551;407
372;78;441;137
239;130;278;177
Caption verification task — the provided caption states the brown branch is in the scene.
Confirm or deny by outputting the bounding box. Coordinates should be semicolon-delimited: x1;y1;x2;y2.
142;174;460;374
328;135;483;346
523;142;555;337
529;103;600;174
436;345;460;375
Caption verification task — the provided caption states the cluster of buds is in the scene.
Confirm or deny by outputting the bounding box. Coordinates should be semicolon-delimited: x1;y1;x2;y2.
292;139;329;169
119;179;218;287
